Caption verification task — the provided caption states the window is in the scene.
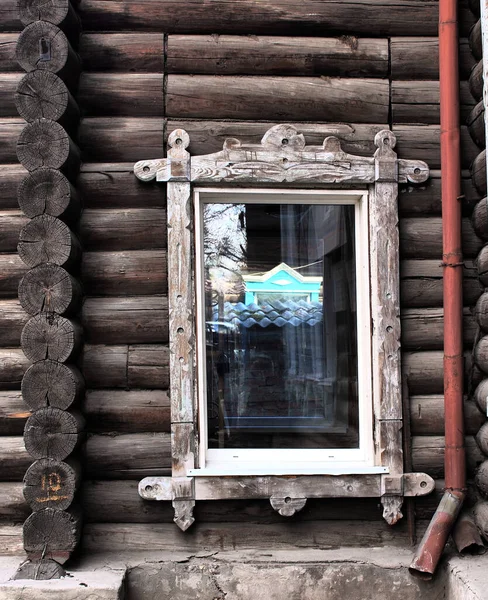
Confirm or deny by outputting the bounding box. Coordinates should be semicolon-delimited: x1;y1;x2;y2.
194;189;374;474
134;124;434;530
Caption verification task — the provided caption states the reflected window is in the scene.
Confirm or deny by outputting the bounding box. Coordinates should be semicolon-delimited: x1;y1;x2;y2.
195;190;372;469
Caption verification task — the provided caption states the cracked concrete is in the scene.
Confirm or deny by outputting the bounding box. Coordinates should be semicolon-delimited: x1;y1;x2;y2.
2;548;488;599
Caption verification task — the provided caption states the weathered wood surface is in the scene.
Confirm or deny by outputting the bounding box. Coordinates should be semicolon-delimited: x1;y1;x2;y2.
18;0;81;39
13;559;66;580
474;379;488;414
83;390;170;433
0;391;30;435
470;19;482;60
0;301;29;346
17;215;81;269
78;73;163;117
476;422;488;456
400;217;483;258
75;1;475;36
473;198;488;241
81;344;170;390
472;150;487;195
24;408;84;460
470;60;483;102
0;350;29;390
15;22;81;89
390;38;475;80
474;293;488;330
404;350;475;395
392;81;475;124
0;525;23;555
79;209;166;251
401;260;481;308
0;211;28;253
23;458;80;511
166;76;389;122
401;308;477;350
166;35;388;77
15;72;79;130
467;101;485;148
0;34;20;72
0;254;27;297
23;507;81;563
81;297;168;344
476;461;488;497
21;314;82;363
475;336;488;374
22;360;84;411
410;396;484;436
0;437;30;481
0;165;27;210
18;264;82;316
412;436;483;478
0;73;22;117
16;120;80;175
0;479;446;523
477;247;488;286
79;33;164;72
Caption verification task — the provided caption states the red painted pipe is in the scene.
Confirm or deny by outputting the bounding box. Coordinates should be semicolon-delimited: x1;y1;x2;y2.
410;0;466;578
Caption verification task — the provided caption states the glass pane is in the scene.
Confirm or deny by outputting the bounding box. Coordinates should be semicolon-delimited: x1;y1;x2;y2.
202;202;358;450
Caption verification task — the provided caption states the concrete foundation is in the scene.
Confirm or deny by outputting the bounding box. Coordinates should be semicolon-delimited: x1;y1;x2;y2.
1;548;488;599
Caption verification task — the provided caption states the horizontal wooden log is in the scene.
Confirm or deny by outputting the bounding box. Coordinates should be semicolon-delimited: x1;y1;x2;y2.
0;391;30;435
0;525;23;555
476;422;488;456
400;217;483;258
412;435;483;478
15;22;81;89
467;101;485;148
78;73;164;117
15;71;80;131
390;38;475;80
0;482;29;521
81;297;168;344
0;254;27;297
23;458;80;511
410;395;484;436
19;264;82;316
81;344;170;390
0;211;28;253
0;119;26;164
0;34;20;72
83;390;170;433
401;259;481;307
0;349;29;391
478;245;488;286
167;35;388;77
392;81;475;125
404;350;475;395
79;33;164;72
472;150;487;196
18;168;81;222
21;313;83;363
81;250;167;296
470;60;483;102
21;360;84;411
76;0;475;37
18;214;81;269
401;308;477;351
0;73;21;117
18;0;81;40
17;119;80;175
166;75;389;122
24;408;84;460
0;437;30;481
470;19;482;61
0;301;29;346
84;433;171;479
475;336;488;374
24;507;81;564
79;208;166;251
474;379;488;414
0;164;27;210
475;292;488;331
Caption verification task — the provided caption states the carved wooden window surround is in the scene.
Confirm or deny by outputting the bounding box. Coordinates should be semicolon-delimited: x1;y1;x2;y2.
134;124;434;530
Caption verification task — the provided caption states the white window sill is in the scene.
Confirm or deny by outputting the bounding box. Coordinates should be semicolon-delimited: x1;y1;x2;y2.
188;466;389;477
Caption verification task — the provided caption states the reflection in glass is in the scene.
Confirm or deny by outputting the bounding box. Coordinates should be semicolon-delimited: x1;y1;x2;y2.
203;202;358;450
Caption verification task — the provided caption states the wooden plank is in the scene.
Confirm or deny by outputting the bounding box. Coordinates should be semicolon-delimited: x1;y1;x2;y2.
410;396;484;436
167;35;388;77
0;525;24;556
83;390;170;433
166;75;389;122
0;34;20;72
81;297;168;345
76;1;473;37
392;81;475;124
78;73;164;117
79;33;164;72
391;38;476;80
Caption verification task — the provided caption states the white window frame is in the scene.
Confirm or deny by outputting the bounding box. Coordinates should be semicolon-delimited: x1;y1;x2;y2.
134;124;434;530
193;188;375;475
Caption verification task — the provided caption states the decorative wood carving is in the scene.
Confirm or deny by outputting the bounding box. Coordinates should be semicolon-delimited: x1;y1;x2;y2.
134;124;431;528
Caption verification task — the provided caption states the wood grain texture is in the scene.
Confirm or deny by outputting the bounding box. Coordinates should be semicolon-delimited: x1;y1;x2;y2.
0;391;30;435
0;350;29;391
79;33;164;72
167;35;388;77
410;396;484;436
0;437;30;481
469;60;483;102
472;198;488;241
0;164;27;210
76;0;475;37
21;360;84;411
21;314;82;363
24;408;84;460
166;75;389;122
23;458;80;511
23;507;81;563
0;34;20;72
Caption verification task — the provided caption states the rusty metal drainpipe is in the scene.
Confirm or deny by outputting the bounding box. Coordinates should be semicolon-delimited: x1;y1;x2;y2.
409;0;466;579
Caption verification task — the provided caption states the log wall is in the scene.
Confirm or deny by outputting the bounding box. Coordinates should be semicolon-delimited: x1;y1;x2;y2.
0;1;484;554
